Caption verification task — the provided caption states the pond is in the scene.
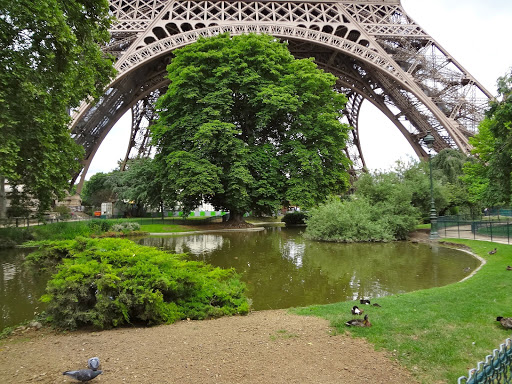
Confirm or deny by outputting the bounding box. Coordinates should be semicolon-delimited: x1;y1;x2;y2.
0;248;49;330
0;227;479;330
140;227;480;310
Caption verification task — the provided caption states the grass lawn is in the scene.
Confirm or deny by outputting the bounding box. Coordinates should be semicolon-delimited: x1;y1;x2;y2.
139;223;196;233
292;239;512;383
416;223;431;230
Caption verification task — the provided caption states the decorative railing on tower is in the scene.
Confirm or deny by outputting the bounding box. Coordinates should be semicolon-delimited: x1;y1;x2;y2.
71;0;492;191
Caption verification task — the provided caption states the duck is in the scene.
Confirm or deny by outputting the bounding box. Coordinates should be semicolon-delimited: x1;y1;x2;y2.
488;248;497;255
497;317;512;329
351;305;364;315
372;303;382;307
506;266;512;271
346;314;371;327
359;299;371;305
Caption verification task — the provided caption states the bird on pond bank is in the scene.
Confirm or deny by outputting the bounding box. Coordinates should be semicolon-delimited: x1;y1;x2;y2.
372;303;382;307
496;317;512;329
346;314;371;327
359;299;371;305
489;248;497;255
351;305;364;315
506;266;512;271
63;369;102;382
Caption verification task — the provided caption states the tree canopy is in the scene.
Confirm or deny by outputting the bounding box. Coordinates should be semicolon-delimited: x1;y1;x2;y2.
463;69;512;207
0;0;115;216
151;33;352;222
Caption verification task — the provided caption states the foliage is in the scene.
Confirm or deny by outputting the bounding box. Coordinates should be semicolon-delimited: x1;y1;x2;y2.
54;205;72;219
111;222;141;232
281;211;307;225
81;172;117;208
27;238;248;329
305;196;396;242
293;239;512;383
152;33;351;222
0;0;115;214
463;69;512;207
305;169;421;242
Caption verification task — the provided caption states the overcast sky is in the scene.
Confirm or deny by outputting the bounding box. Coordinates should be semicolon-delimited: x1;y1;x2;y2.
85;0;512;179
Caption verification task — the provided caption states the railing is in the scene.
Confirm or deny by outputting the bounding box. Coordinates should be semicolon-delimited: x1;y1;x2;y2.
438;216;512;244
0;214;228;228
458;338;512;384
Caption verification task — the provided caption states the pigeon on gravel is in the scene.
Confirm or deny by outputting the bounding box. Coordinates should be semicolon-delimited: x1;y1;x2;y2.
63;369;103;382
87;357;100;371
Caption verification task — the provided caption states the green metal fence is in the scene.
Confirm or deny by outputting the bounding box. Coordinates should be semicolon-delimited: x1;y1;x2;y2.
458;338;512;384
438;216;512;244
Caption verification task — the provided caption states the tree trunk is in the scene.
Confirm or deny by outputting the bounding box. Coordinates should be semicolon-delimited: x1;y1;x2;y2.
226;210;249;227
0;175;6;220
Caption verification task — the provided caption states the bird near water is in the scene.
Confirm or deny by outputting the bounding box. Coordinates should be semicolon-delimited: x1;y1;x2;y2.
351;305;364;315
506;266;512;271
346;314;372;327
488;248;497;255
359;299;371;305
63;369;103;382
497;317;512;329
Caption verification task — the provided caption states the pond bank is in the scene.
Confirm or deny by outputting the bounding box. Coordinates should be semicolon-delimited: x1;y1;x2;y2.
0;310;417;384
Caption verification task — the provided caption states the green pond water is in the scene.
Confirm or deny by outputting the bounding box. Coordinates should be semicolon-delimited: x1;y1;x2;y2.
0;248;49;330
140;226;480;310
0;227;480;330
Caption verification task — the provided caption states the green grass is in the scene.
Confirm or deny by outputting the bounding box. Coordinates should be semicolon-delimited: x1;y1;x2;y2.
245;215;283;223
139;223;196;233
415;223;431;230
292;239;512;383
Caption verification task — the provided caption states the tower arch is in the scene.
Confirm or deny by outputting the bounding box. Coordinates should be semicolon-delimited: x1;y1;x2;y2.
71;0;491;191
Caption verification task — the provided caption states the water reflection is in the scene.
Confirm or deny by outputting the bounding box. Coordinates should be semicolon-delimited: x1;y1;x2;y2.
140;227;479;310
0;248;49;330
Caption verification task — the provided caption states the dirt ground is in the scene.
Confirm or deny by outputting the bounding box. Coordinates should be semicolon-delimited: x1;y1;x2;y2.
0;310;417;384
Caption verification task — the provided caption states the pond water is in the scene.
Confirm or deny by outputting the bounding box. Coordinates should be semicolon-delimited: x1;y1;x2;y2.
140;227;480;310
0;227;479;330
0;248;49;330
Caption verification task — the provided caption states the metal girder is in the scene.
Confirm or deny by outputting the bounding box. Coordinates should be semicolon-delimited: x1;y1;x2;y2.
71;0;492;191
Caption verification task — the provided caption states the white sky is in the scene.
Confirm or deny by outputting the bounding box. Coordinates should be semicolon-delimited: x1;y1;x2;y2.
86;0;512;179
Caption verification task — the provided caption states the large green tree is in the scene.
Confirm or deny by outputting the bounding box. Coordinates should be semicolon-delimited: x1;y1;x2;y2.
0;0;115;217
152;33;351;223
462;70;512;207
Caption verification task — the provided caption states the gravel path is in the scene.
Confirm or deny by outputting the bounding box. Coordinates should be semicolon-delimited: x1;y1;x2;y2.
0;310;417;384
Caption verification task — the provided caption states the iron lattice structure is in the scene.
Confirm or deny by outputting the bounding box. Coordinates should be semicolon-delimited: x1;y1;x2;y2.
71;0;492;190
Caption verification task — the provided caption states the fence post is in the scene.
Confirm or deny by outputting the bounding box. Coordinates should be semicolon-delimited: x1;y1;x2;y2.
490;221;493;242
457;219;460;238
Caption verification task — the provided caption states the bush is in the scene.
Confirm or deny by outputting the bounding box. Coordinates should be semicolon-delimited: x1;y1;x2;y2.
111;222;141;232
54;205;72;219
27;238;248;329
281;211;307;225
305;197;395;242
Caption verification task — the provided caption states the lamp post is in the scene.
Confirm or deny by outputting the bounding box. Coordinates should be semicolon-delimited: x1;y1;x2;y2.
423;131;439;239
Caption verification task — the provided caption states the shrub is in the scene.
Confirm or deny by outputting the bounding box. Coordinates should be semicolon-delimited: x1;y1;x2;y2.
29;238;248;329
281;211;307;225
305;197;395;242
54;205;72;219
111;222;141;232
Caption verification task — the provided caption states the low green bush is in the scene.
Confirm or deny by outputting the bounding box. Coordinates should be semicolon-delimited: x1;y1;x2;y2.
281;211;307;225
27;238;248;329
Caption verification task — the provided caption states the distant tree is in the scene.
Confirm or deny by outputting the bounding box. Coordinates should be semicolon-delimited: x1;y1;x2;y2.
81;173;117;209
152;33;351;224
0;0;115;217
109;158;172;217
463;71;512;207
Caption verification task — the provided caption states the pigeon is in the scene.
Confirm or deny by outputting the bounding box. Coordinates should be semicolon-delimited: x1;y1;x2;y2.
63;369;103;382
87;357;100;371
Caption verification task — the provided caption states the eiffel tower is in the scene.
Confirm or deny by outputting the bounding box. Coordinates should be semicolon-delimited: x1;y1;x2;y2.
71;0;492;191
